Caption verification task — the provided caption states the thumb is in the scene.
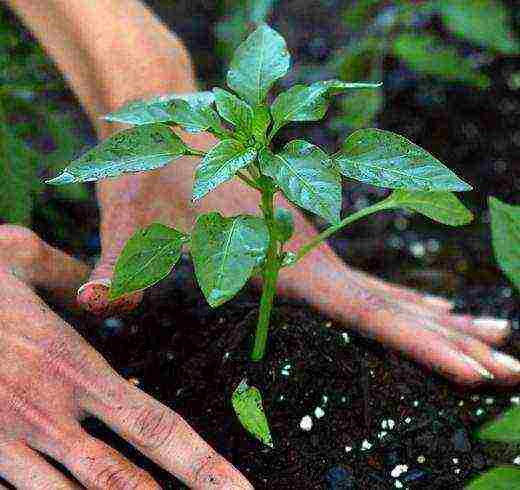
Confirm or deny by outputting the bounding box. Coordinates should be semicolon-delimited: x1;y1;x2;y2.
77;214;143;317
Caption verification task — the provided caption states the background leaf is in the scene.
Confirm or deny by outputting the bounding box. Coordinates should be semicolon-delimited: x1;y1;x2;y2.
389;190;474;226
109;223;186;300
232;379;273;448
393;33;490;88
191;212;269;307
193;139;257;200
466;467;520;490
334;88;383;130
103;91;215;126
47;123;190;184
336;128;472;191
259;141;342;223
227;24;290;106
440;0;519;54
213;87;253;137
489;197;520;292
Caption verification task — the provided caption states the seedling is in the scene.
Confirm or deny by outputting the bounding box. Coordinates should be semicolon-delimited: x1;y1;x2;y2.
47;24;474;363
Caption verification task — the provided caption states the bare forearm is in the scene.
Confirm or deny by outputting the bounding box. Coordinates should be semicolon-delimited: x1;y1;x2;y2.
6;0;197;133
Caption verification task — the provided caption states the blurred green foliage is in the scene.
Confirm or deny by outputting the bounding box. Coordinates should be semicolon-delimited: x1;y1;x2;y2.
0;7;88;227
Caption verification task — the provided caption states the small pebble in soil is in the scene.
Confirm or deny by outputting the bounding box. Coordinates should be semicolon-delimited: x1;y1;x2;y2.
475;408;485;416
391;465;408;478
299;415;313;431
471;395;480;401
402;469;426;484
514;456;520;465
453;429;472;453
314;407;325;419
280;364;292;376
341;332;350;344
452;458;459;464
413;400;420;407
325;466;355;490
361;439;373;451
344;446;353;453
404;417;412;424
394;480;403;489
454;468;461;475
458;400;464;407
417;455;426;464
485;397;494;405
378;431;388;439
381;419;396;430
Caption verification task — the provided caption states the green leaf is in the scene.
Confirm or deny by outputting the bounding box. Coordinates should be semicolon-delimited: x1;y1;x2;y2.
393;33;490;88
466;467;520;490
109;223;186;300
273;207;294;243
0;120;38;225
478;405;520;442
193;139;257;200
259;141;342;223
232;379;273;448
271;79;382;133
335;128;472;192
103;91;215;125
46;123;191;184
440;0;519;54
167;99;225;135
191;213;269;307
489;197;520;292
213;88;253;137
334;88;383;130
251;104;271;143
388;190;473;226
227;24;290;106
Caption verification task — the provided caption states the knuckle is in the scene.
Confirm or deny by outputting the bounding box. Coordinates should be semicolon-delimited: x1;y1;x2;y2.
128;406;178;451
91;463;155;490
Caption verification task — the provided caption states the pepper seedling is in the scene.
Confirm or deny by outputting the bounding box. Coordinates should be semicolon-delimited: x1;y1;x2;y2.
47;24;474;363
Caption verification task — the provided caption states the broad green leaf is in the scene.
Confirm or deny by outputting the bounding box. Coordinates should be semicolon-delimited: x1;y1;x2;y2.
489;197;520;291
342;0;383;30
388;190;473;226
0;120;38;225
103;91;215;125
440;0;519;54
271;79;382;132
227;24;290;106
393;33;490;88
232;379;273;448
273;207;294;243
336;129;472;192
478;406;520;442
466;467;520;490
213;88;253;137
193;139;257;200
251;104;271;143
167;99;225;135
259;141;342;223
46;123;191;184
191;213;269;307
109;223;186;300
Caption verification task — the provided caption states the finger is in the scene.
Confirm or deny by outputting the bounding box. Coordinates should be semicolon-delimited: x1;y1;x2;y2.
440;314;511;346
0;440;79;489
84;382;253;489
0;225;89;309
43;431;160;490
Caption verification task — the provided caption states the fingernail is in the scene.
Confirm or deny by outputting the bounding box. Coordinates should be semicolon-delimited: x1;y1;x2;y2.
473;318;510;330
77;278;111;296
423;295;454;310
492;351;520;373
458;353;495;380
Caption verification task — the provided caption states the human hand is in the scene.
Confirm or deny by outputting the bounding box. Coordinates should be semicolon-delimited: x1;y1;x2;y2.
0;225;252;489
76;131;519;386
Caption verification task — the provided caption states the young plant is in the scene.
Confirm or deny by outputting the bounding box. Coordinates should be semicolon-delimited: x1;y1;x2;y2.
47;24;474;362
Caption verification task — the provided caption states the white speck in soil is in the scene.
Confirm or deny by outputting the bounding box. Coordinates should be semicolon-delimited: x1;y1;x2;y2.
452;458;459;464
314;407;325;419
378;431;388;439
324;321;332;328
341;396;347;403
485;397;494;405
361;439;372;451
281;364;292;376
322;395;329;405
417;455;426;464
471;395;480;402
454;468;461;475
394;479;403;488
410;241;426;258
341;332;350;344
413;400;420;407
458;400;464;407
345;446;353;453
299;415;313;432
511;396;520;405
391;465;408;478
404;417;412;424
476;408;485;416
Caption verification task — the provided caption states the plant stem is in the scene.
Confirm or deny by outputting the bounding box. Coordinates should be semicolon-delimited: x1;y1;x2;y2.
291;198;395;265
251;188;280;361
236;171;262;191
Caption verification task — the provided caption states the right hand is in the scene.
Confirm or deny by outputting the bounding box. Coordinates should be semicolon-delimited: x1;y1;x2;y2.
0;225;252;489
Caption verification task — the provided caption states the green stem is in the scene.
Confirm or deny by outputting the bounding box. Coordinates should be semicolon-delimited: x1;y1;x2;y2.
291;198;395;264
251;188;280;361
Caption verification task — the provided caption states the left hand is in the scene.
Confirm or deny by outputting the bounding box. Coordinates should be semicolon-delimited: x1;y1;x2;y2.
77;132;520;386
